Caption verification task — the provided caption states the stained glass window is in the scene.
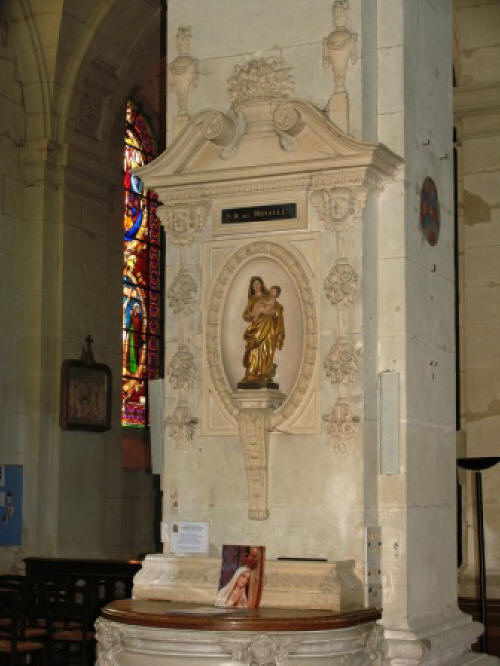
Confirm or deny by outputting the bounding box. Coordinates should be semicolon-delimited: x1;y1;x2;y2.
122;99;161;427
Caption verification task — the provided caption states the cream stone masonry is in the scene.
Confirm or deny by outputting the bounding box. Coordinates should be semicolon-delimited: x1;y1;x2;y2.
134;42;400;655
122;1;500;664
133;555;364;611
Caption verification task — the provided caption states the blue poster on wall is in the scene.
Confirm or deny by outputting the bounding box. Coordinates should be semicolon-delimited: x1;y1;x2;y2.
0;465;23;546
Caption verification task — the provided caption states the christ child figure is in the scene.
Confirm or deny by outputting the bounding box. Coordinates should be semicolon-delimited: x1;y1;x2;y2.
250;285;282;321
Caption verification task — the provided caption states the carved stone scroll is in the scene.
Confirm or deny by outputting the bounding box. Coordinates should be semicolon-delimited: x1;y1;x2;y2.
195;109;236;147
233;390;285;520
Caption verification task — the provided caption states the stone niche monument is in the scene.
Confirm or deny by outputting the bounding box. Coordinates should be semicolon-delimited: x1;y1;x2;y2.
104;56;399;661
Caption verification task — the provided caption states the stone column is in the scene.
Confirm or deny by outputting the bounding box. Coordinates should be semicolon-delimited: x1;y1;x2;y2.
376;0;494;662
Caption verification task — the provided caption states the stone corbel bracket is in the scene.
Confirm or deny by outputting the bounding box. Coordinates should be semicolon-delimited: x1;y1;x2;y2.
233;389;286;520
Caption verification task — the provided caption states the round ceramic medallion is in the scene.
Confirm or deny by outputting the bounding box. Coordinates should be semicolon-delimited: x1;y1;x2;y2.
419;176;440;246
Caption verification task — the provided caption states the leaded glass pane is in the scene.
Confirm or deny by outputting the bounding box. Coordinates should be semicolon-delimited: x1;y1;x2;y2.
122;99;161;428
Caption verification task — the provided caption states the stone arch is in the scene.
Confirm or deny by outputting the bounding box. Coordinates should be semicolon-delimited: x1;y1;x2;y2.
58;0;163;157
4;0;52;141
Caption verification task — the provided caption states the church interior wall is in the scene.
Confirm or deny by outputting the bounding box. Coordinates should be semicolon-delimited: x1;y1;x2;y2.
0;0;163;571
0;2;498;657
454;0;500;600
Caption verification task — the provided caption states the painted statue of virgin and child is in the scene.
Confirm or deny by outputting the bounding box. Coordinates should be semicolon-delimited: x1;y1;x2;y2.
238;276;285;390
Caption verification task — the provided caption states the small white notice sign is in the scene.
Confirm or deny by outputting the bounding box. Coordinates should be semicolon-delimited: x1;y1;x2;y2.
170;522;209;554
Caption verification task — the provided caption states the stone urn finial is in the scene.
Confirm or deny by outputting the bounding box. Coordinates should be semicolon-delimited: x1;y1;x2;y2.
168;25;198;137
322;1;358;132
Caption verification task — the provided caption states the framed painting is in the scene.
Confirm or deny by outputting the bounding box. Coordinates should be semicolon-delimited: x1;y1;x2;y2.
60;359;112;431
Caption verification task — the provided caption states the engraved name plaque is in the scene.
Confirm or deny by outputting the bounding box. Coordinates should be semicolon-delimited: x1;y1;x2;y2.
222;203;297;225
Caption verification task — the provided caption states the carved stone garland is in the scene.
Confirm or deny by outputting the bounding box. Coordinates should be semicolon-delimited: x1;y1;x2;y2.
324;337;359;385
167;344;196;391
317;183;367;453
219;634;303;666
160;200;210;450
167;267;197;314
165;399;199;451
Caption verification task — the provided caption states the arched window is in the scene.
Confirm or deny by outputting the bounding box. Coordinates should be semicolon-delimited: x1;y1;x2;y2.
122;99;162;428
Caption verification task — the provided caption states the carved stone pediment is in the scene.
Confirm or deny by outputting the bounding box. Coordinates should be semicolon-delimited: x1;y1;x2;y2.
134;98;402;194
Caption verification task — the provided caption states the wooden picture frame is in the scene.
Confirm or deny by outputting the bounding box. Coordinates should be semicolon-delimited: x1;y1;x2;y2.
60;359;112;431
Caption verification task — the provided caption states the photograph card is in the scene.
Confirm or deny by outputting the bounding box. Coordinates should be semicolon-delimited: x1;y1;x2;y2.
215;545;265;609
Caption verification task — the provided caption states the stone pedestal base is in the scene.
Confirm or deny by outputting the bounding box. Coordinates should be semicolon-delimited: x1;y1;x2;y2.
96;601;382;665
95;619;379;665
132;554;364;611
382;607;500;665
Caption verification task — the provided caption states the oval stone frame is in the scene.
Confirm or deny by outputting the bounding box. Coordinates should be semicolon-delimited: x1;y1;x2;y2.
206;240;318;428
